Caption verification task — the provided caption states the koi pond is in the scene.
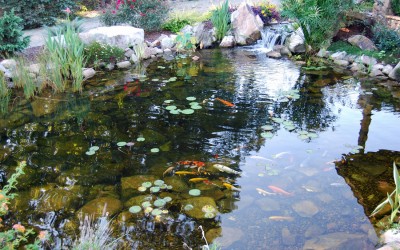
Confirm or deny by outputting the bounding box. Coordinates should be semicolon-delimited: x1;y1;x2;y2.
1;47;400;249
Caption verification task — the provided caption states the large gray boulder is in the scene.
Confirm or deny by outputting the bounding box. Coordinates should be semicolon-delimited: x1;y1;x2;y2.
348;35;377;51
287;28;305;53
79;26;144;49
193;22;216;49
389;61;400;81
231;2;264;45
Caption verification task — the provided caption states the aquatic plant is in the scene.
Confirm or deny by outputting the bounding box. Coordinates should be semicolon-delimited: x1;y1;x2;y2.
210;0;231;41
189;189;201;196
175;32;197;53
72;215;119;250
129;205;142;214
371;162;400;224
11;57;37;99
0;72;10;115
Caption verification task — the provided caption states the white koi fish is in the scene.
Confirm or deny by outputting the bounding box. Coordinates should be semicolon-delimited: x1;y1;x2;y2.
213;164;241;175
272;151;290;159
256;188;276;196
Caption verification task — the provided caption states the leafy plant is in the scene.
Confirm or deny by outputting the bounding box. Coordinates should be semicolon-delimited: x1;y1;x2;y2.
372;24;400;52
0;161;47;249
371;162;400;224
392;0;400;16
175;32;197;53
0;9;30;58
210;0;230;41
0;72;10;115
84;41;125;68
162;17;191;33
281;0;353;55
252;1;281;24
12;57;38;99
46;16;85;37
0;0;77;28
100;0;169;31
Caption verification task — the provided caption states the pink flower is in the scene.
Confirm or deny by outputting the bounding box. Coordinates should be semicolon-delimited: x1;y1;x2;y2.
13;224;25;233
64;7;71;14
38;231;48;241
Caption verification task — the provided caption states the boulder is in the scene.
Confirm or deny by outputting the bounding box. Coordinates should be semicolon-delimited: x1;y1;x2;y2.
266;50;281;58
334;59;350;67
388;62;400;81
330;51;347;61
382;64;394;75
78;196;122;219
28;63;41;75
161;37;176;50
303;232;369;250
287;28;305;53
79;26;144;49
143;46;159;59
231;3;264;45
219;35;235;48
359;55;378;67
193;22;216;49
83;68;96;80
350;62;366;72
0;59;17;70
116;61;131;69
348;35;377;51
124;48;135;58
373;0;393;16
274;45;291;56
317;49;329;58
369;69;384;77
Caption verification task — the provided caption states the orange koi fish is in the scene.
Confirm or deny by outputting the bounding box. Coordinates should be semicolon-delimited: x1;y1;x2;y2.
269;216;294;222
215;98;235;107
174;171;197;176
268;185;293;196
189;178;208;183
177;161;205;168
223;182;241;191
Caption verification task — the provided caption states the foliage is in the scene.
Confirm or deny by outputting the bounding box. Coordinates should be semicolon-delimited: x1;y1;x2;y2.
210;0;230;41
392;0;400;16
100;0;169;31
0;72;10;115
175;32;197;53
371;162;400;224
43;10;86;92
72;215;118;250
76;0;100;11
0;0;77;29
162;17;191;33
84;41;125;68
372;24;400;52
12;57;38;99
281;0;353;54
0;9;30;58
0;161;47;249
252;1;281;24
46;17;85;37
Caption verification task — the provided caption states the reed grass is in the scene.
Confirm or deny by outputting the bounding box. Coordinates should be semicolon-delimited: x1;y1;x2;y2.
12;57;37;99
210;0;230;41
0;73;10;114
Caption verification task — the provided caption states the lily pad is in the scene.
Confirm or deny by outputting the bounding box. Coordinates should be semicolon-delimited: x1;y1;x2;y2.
168;77;177;82
142;182;152;188
165;105;177;111
184;204;194;211
150;186;160;193
117;141;127;147
284;125;296;131
163;196;172;202
298;131;308;135
298;134;309;140
189;189;201;196
191;105;202;110
89;146;99;151
308;133;318;138
189;102;199;105
186;97;196;101
142;201;152;208
282;121;293;126
164;100;174;104
272;118;283;123
129;205;142;214
261;125;274;131
202;205;217;213
138;186;147;192
151;208;162;216
180;109;195;115
137;137;145;142
157;66;166;69
154;180;164;186
85;150;95;156
169;110;180;115
154;199;167;207
152;78;159;82
261;132;274;139
151;148;160;153
204;212;216;218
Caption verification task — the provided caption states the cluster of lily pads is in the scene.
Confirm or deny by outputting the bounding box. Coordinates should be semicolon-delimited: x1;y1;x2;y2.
85;146;99;156
129;180;173;216
297;130;318;140
260;116;318;141
349;145;364;154
276;89;301;103
116;137;160;153
163;97;202;115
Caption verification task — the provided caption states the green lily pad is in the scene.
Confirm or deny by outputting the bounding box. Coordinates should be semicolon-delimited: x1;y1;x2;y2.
160;184;168;189
284;125;296;131
184;204;194;211
165;105;177;110
163;196;172;202
157;66;166;69
298;131;308;135
151;148;160;153
189;189;201;196
189;102;199;105
191;105;202;110
282;121;293;126
150;186;160;193
137;137;145;142
152;78;159;82
261;132;274;139
279;97;289;103
202;205;216;213
164;100;174;104
308;133;318;138
138;186;147;192
168;77;177;82
169;109;180;115
180;109;194;115
129;205;142;214
89;146;99;151
154;180;164;186
141;201;152;208
153;199;166;207
117;141;127;147
186;97;196;101
204;212;216;218
85;150;95;156
298;134;309;140
151;208;162;216
142;182;152;188
272;118;283;123
261;125;274;131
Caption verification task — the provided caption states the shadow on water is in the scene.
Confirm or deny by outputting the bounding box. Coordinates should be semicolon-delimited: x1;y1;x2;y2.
0;47;400;249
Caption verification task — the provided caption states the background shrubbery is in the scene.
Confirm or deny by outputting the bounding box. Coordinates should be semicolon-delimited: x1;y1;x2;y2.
0;0;77;28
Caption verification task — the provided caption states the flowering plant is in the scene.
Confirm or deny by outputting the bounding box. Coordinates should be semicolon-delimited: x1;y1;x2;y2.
100;0;169;31
252;1;280;24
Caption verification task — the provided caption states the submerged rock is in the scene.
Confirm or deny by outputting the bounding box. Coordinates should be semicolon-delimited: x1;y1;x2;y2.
182;197;217;219
78;196;122;219
292;200;319;217
303;232;371;250
255;197;280;212
121;175;158;199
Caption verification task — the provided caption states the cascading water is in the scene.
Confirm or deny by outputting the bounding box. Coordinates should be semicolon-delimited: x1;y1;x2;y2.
250;23;291;52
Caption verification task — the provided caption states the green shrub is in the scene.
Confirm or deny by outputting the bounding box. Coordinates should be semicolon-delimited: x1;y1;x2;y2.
77;0;100;11
0;0;77;29
162;17;191;33
372;24;400;52
392;0;400;16
0;9;30;57
84;41;125;68
281;0;354;54
210;0;230;41
100;0;169;31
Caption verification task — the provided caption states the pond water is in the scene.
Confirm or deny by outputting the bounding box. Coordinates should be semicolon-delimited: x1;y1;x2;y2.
1;47;400;249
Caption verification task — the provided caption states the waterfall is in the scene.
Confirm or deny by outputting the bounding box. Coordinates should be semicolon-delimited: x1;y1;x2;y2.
259;24;290;50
